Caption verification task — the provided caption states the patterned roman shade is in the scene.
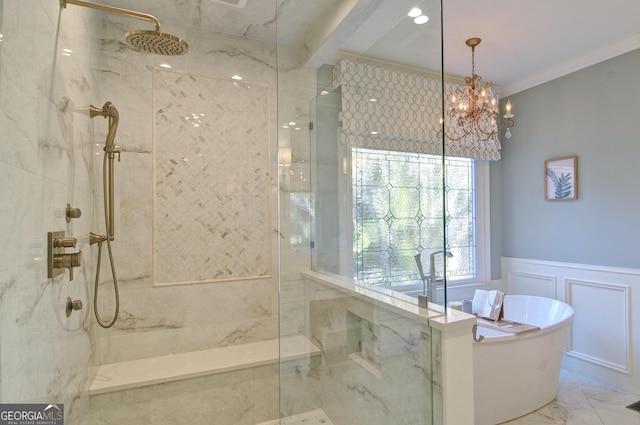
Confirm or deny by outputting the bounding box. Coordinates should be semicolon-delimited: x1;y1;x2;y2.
332;59;501;160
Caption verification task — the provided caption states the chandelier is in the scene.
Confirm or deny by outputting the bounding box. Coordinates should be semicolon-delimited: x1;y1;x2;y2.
445;37;514;141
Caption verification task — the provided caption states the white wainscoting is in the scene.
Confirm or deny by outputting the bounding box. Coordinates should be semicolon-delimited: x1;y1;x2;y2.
502;257;640;394
508;271;557;299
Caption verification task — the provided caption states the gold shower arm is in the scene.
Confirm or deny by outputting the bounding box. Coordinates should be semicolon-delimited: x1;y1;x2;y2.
60;0;161;32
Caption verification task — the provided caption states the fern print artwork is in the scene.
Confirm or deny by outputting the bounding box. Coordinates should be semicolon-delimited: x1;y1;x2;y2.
547;168;573;198
545;156;577;200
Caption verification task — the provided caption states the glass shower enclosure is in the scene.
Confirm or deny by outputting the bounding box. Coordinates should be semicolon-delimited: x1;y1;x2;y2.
0;0;447;424
277;0;448;423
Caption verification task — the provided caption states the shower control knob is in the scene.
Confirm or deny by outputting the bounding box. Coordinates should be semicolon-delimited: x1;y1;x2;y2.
53;237;77;248
66;204;82;222
54;251;82;268
53;250;82;281
66;297;83;317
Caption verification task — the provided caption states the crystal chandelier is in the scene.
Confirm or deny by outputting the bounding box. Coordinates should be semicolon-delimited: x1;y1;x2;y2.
446;38;514;141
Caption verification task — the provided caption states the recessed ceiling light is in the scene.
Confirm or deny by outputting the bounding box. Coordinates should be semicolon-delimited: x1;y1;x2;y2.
408;8;422;18
159;63;172;69
414;15;429;24
231;75;242;80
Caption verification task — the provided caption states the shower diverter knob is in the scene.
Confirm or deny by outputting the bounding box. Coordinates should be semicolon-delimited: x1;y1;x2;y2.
66;204;82;222
66;297;83;317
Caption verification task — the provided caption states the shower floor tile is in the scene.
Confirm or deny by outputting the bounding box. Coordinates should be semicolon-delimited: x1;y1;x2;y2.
258;408;334;425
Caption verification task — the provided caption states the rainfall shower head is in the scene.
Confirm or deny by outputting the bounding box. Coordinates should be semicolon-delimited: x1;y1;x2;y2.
125;30;188;56
60;0;189;56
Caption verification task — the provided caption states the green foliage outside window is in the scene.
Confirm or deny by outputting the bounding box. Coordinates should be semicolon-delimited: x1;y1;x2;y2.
353;148;475;289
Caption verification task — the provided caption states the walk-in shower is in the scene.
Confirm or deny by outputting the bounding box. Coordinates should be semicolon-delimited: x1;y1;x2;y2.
60;0;189;56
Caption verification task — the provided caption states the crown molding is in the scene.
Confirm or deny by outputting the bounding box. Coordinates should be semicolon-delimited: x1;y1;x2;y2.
501;35;640;97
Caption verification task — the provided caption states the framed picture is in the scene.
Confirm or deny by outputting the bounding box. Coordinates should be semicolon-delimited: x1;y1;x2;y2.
545;156;577;200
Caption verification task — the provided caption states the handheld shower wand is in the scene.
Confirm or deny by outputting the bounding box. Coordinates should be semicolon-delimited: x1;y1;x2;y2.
89;102;119;241
89;102;121;329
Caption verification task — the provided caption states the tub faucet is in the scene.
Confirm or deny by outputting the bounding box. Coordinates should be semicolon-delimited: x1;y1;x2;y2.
429;250;453;287
414;253;429;307
429;250;453;303
414;250;453;305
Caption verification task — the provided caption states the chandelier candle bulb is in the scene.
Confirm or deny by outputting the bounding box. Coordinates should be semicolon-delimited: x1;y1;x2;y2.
504;100;513;116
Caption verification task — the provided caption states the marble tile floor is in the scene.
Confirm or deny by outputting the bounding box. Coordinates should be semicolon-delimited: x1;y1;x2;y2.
263;369;640;425
504;369;640;425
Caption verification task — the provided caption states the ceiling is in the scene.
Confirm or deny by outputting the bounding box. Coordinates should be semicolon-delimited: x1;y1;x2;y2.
100;0;640;96
339;0;640;96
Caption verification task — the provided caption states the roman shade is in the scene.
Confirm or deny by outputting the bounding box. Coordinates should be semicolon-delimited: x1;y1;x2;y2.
332;59;501;160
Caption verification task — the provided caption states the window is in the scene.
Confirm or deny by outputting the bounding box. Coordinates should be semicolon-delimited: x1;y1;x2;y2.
351;147;486;291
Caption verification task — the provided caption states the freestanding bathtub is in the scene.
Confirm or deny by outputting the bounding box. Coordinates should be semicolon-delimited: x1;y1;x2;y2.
473;295;574;425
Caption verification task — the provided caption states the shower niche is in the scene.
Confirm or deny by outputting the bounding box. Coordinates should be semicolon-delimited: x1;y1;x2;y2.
347;311;383;377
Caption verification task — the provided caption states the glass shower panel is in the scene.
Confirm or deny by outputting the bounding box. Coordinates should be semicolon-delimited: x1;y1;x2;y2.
4;1;282;424
310;0;447;307
309;65;346;276
278;0;445;424
0;1;101;422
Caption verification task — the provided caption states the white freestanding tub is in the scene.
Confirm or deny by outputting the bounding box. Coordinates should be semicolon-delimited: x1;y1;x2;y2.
473;295;574;425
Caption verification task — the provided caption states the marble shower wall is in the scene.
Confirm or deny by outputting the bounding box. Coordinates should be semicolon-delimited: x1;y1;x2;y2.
303;278;441;425
0;0;101;422
153;70;271;286
92;13;307;364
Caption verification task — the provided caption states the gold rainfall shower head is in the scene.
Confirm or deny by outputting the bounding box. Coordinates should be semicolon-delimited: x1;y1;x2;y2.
60;0;189;56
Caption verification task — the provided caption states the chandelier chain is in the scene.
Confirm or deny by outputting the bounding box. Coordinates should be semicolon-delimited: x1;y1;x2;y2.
471;45;475;76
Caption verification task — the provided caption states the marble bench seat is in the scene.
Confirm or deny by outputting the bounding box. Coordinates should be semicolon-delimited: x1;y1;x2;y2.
89;335;320;395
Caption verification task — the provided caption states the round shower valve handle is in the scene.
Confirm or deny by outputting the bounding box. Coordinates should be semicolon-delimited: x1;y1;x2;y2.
66;297;83;317
66;203;82;222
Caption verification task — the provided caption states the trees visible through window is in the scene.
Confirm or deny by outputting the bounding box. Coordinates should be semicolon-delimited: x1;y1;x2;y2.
352;147;476;290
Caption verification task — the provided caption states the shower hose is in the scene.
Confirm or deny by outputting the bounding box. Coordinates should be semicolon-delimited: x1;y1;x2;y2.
94;150;120;329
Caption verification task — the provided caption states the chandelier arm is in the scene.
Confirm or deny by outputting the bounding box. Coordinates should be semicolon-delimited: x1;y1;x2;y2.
444;118;498;142
497;118;515;131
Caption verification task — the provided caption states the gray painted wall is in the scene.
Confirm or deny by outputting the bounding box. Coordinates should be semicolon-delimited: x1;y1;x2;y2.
491;49;640;276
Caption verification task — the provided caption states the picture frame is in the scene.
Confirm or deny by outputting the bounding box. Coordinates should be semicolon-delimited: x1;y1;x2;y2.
545;156;577;201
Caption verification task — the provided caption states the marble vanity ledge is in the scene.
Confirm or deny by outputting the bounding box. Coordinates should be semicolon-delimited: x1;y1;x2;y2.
89;334;319;395
301;270;476;331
